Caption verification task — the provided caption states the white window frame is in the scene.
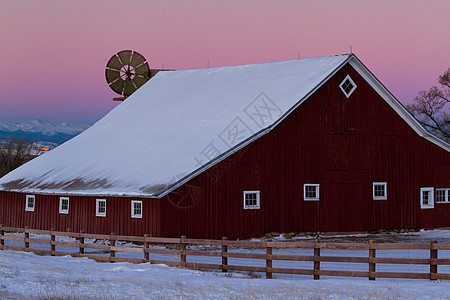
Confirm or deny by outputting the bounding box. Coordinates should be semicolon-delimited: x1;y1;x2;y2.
243;191;260;209
59;197;69;214
435;189;449;203
25;195;35;212
131;200;143;218
339;75;357;98
373;182;387;200
420;187;434;209
96;199;107;217
304;184;319;201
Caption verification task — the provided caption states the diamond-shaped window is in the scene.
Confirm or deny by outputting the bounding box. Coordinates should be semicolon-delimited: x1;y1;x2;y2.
339;75;357;98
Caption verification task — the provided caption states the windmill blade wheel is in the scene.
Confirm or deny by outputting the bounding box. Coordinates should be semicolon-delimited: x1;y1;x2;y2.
105;50;151;97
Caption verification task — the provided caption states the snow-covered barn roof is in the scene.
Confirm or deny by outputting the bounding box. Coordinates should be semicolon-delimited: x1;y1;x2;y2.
1;54;448;197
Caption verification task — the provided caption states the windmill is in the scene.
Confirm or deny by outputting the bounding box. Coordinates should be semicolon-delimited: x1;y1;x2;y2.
105;50;152;101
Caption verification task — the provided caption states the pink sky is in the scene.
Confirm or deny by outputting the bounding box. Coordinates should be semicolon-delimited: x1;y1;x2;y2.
1;0;449;124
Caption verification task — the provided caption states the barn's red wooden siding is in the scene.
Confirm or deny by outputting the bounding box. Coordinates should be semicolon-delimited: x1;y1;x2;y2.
0;192;161;236
1;62;450;238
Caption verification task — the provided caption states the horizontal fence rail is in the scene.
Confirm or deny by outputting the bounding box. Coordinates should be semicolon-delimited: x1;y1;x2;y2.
1;225;450;281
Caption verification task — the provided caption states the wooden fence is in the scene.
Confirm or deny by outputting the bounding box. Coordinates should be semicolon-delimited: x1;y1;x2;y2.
1;225;450;281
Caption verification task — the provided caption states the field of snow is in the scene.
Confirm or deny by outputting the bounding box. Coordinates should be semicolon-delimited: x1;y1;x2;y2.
1;229;450;299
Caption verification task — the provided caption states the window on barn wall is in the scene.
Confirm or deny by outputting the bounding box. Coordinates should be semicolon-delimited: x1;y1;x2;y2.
243;191;260;209
420;187;434;209
96;199;106;217
131;200;142;218
304;184;319;201
436;189;450;203
339;75;357;98
59;197;69;214
373;182;387;200
25;195;35;212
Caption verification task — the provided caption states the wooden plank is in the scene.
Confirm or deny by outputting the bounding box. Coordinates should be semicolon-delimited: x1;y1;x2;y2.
50;240;80;248
434;244;450;250
430;240;438;280
0;227;23;233
185;262;222;270
268;267;315;275
433;274;450;280
222;240;266;247
145;237;180;244
269;254;314;262
79;233;110;240
144;234;149;261
266;240;273;279
24;238;51;245
223;252;266;260
371;257;429;265
435;258;450;265
373;271;429;280
1;236;25;242
314;242;320;280
318;270;369;278
266;241;316;248
371;243;430;250
222;237;228;273
144;248;180;255
110;246;144;253
79;243;110;250
369;240;376;281
183;250;222;257
1;245;27;251
318;256;368;263
183;238;222;246
318;243;369;250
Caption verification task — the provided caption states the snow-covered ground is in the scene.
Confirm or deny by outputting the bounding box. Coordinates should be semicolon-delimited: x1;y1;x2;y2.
1;230;450;299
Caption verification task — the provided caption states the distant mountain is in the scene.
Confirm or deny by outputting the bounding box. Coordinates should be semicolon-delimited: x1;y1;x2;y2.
0;119;90;148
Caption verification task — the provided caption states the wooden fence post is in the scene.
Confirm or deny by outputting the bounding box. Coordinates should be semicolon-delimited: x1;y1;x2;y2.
24;226;29;249
266;238;273;279
0;224;4;248
369;240;376;280
110;233;116;261
79;231;84;255
144;234;150;261
314;240;320;280
50;228;55;255
221;237;228;273
180;235;186;267
430;240;438;281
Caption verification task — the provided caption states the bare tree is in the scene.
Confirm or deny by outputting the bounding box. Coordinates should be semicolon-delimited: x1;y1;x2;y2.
0;137;38;177
407;68;450;142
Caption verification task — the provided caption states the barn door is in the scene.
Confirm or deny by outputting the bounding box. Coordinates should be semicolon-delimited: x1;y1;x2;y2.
322;183;365;232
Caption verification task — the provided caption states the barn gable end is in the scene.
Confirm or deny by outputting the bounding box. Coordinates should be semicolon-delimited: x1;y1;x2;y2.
157;61;450;239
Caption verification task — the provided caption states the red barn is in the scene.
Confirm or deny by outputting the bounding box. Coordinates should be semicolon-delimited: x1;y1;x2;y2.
1;54;450;239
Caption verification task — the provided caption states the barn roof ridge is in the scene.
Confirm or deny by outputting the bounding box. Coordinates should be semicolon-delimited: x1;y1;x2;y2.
1;53;448;198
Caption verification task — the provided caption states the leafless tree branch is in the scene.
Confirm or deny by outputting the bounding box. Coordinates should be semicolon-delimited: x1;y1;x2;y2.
407;68;450;142
0;137;38;177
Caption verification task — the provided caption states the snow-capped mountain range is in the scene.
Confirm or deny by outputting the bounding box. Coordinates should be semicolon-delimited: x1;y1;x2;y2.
0;119;90;148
